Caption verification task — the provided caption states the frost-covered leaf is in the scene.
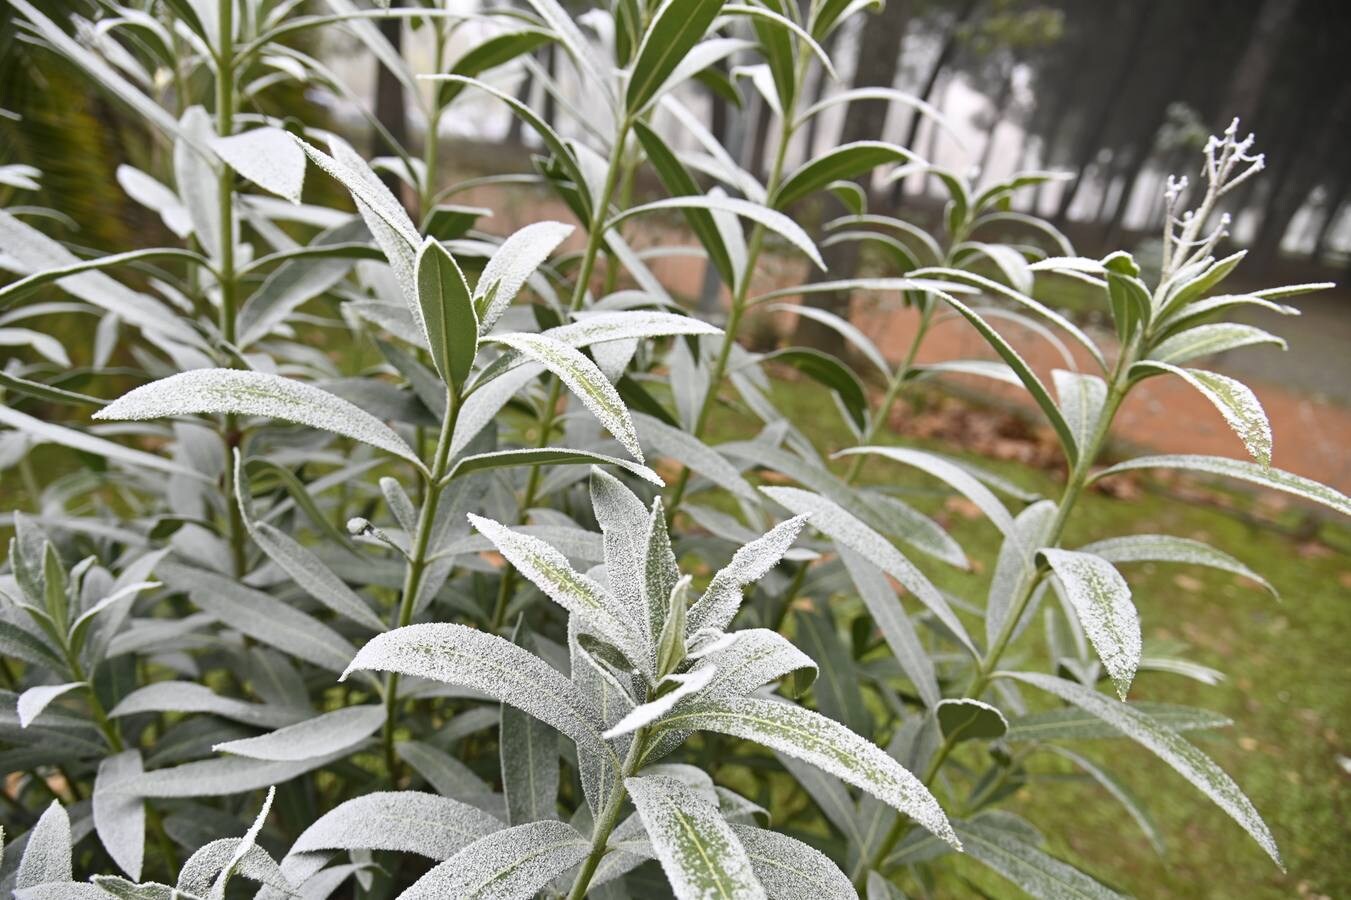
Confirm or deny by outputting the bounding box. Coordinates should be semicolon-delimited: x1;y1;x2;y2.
626;0;725;112
1052;369;1107;454
1134;363;1271;466
95;369;421;468
107;753;343;798
935;699;1008;743
1040;549;1140;699
837;446;1014;535
839;546;940;708
686;515;809;635
289;791;500;862
0;405;203;482
1004;672;1281;867
1094;455;1350;517
501;703;559;825
729;824;854;900
213;706;383;761
209;128;305;204
603;667;715;739
611;196;824;269
109;682;299;730
93;751;144;880
633;413;756;501
487;332;642;460
17;683;83;728
544;310;722;350
625;774;767;900
468;514;641;664
398;820;588;900
445;448;661;486
342;623;615;766
476;221;573;334
1149;323;1284;364
158;562;357;673
1005;702;1231;742
761;486;976;655
954;817;1125;899
17;802;71;889
655;696;958;849
694;629;816;700
415;237;477;389
1080;534;1274;596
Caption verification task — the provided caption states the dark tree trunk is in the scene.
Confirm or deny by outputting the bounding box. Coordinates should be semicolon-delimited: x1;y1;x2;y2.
374;14;408;205
790;1;912;355
1054;0;1158;223
975;68;1015;181
1219;0;1298;125
1313;169;1350;262
889;0;980;205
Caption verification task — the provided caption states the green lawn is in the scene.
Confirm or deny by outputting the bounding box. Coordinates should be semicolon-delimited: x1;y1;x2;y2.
704;375;1350;899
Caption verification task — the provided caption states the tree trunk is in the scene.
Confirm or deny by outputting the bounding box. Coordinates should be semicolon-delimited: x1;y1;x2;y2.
374;14;408;205
1312;168;1350;262
791;1;912;355
975;67;1015;182
1219;0;1298;125
1054;0;1158;223
889;0;980;205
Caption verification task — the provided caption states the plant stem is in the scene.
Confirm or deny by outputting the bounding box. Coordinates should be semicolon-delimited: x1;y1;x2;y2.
857;351;1136;886
565;727;649;900
381;388;460;783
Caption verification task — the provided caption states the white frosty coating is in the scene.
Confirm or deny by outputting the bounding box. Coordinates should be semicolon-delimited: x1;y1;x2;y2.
625;775;768;900
1040;548;1140;700
838;446;1015;536
602;667;716;739
93;750;144;881
451;363;542;455
118;164;192;237
1140;363;1272;467
468;514;642;665
16;802;71;889
633;412;758;501
1150;322;1285;365
641;498;681;671
212;706;384;761
589;467;651;640
686;514;810;635
343;623;617;769
16;683;83;729
501;702;560;825
617;195;824;270
488;332;644;461
157;561;357;673
475;221;574;334
1006;672;1281;868
761;486;977;656
954;818;1125;899
109;681;299;730
415;237;478;388
210;786;276;900
542;310;723;348
69;581;160;639
209;128;306;204
105;751;346;799
694;628;816;700
1080;533;1274;596
398;820;589;900
838;547;940;713
0;403;204;482
94;368;421;467
1051;369;1107;455
1095;454;1351;518
657;696;960;850
175;839;287;898
729;824;855;900
288;791;501;862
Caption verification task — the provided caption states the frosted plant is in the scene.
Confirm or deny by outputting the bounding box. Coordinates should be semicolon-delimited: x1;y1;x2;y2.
341;470;957;899
0;0;1347;894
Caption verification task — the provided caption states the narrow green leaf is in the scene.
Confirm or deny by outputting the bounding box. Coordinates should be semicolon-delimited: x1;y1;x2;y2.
626;0;725;112
775;141;913;209
1039;549;1140;699
415;237;478;389
1092;455;1350;517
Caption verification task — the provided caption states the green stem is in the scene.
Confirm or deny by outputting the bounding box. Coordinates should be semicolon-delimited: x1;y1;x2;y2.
565;727;649;900
381;388;461;783
858;352;1136;886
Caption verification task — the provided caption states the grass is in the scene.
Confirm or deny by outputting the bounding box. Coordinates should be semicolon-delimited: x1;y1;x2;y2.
701;373;1350;899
